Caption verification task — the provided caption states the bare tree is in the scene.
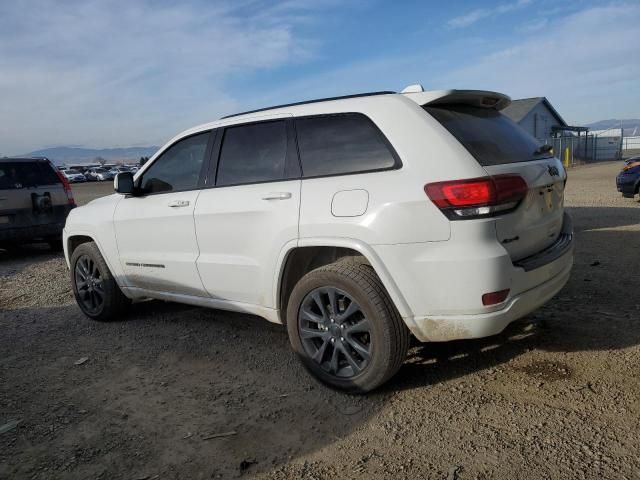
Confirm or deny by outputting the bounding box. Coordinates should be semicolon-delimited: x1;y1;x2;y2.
95;156;106;166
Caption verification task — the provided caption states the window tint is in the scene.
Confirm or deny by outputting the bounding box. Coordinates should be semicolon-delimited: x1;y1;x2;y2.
295;114;397;177
425;105;550;166
216;121;288;186
0;161;60;190
141;132;209;194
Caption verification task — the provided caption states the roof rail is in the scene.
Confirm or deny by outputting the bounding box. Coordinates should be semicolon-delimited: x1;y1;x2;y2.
221;91;396;120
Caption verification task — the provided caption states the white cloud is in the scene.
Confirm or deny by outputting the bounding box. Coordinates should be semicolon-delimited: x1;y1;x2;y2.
437;4;640;123
0;0;331;154
448;0;533;28
518;17;549;33
259;3;640;126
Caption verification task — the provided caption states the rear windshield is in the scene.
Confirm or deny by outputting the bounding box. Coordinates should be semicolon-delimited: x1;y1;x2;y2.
425;105;552;166
0;161;60;189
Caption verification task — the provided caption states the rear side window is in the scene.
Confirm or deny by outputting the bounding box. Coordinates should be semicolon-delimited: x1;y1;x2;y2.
425;105;550;166
216;121;288;186
0;161;60;190
295;113;397;177
140;132;209;194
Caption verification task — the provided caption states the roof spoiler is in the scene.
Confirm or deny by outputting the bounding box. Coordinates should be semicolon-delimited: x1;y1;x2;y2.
402;89;511;111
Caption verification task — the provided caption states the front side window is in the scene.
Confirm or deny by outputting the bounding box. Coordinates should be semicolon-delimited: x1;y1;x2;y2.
140;132;209;194
295;113;397;177
216;121;288;186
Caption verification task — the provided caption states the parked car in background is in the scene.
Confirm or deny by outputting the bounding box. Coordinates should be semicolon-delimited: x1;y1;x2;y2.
1;157;76;250
85;167;115;182
617;159;640;198
60;168;87;183
63;87;573;392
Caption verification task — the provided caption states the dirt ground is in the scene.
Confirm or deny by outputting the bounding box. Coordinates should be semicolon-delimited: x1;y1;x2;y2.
1;161;639;479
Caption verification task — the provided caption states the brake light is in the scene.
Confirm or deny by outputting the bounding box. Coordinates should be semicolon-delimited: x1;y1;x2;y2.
51;162;76;206
425;175;527;219
482;289;510;306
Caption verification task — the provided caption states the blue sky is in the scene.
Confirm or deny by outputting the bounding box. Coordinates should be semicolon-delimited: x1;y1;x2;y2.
1;0;639;154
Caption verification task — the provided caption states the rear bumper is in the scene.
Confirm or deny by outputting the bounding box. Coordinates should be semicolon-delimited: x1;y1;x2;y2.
0;222;65;242
0;204;74;242
373;213;574;342
410;257;572;341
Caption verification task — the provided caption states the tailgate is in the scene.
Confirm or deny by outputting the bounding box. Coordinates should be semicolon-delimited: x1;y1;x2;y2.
424;103;568;263
484;157;566;261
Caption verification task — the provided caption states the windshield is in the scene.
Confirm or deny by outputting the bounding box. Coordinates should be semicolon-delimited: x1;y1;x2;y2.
0;161;60;189
425;105;553;166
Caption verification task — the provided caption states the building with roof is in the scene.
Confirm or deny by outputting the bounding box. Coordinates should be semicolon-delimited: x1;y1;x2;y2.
502;97;572;140
502;97;617;162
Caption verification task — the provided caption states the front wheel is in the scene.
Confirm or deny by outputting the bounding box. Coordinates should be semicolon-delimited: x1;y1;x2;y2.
70;241;130;321
286;259;410;393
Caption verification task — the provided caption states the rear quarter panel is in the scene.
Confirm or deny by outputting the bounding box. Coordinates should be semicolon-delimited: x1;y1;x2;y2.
298;95;488;245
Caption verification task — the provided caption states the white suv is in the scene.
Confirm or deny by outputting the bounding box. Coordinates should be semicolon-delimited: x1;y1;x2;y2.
63;87;573;392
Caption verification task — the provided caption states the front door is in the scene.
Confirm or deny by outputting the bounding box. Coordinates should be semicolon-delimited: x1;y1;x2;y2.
114;131;213;296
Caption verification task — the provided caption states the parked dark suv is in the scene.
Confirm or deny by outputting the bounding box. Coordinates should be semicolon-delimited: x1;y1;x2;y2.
0;158;76;250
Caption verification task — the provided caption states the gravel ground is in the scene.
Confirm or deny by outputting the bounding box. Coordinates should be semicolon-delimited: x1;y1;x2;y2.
1;161;639;479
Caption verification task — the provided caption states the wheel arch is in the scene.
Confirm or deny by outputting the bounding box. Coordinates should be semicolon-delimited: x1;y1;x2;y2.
64;232;126;290
275;238;413;325
67;234;95;259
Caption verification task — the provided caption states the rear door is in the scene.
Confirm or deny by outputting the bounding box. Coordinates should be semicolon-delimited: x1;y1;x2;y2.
194;118;301;308
425;105;567;261
0;160;68;234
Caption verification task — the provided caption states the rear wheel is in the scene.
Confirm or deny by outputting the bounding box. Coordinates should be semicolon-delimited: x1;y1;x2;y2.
70;242;129;321
286;259;409;393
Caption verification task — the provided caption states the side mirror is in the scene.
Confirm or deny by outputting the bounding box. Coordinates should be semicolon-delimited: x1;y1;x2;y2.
114;172;134;194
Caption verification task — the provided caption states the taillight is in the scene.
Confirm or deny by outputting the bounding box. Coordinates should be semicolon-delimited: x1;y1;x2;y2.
51;162;76;206
425;175;527;219
482;289;510;306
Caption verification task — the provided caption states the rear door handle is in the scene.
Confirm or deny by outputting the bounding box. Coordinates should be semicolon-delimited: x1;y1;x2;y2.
262;192;292;200
168;200;190;208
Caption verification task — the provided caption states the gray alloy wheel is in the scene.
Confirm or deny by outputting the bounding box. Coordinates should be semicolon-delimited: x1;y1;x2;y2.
74;254;105;315
286;258;410;393
70;241;130;321
297;286;372;378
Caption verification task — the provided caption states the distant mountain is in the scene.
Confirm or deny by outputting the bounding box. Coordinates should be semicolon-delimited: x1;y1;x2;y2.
585;119;640;136
24;146;159;165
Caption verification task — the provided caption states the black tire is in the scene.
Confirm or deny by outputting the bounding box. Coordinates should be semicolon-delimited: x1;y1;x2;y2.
286;259;410;393
70;241;130;321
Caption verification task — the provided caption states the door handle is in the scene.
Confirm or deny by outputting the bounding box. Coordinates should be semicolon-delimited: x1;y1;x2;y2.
168;200;190;208
262;192;292;200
